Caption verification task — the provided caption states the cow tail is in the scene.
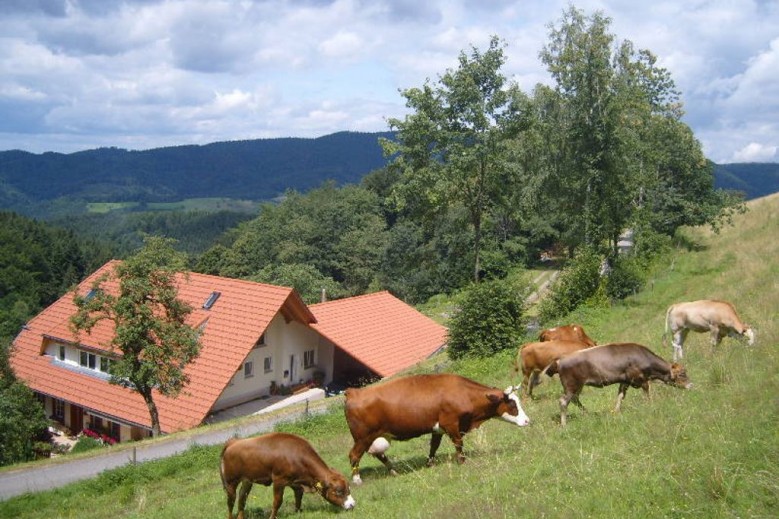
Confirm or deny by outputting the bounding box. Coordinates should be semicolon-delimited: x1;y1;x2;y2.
220;437;238;490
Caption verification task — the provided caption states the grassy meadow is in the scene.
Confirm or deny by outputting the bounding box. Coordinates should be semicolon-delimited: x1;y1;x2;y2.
2;195;777;518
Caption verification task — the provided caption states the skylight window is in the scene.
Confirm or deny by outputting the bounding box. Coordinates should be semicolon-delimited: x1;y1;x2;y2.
203;291;221;309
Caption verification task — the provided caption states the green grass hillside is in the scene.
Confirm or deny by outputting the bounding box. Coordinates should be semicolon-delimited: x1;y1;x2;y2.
2;194;777;518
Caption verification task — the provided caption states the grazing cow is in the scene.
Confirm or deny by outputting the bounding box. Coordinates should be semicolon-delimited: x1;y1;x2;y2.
344;373;529;484
556;343;692;426
514;339;595;397
665;299;755;361
220;432;355;519
539;324;596;347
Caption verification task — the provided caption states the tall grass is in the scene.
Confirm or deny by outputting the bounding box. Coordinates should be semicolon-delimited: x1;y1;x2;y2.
2;195;777;518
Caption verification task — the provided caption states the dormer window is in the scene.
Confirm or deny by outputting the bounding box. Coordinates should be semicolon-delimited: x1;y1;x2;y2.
85;289;99;301
203;291;221;310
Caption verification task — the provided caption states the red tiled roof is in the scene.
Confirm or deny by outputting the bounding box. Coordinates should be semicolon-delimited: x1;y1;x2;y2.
11;260;314;433
310;291;447;378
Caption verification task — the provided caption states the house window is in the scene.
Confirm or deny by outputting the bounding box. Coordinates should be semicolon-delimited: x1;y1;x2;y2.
304;350;315;369
53;399;65;420
253;333;266;349
244;361;254;379
100;357;111;373
263;356;273;373
58;345;66;361
80;351;96;370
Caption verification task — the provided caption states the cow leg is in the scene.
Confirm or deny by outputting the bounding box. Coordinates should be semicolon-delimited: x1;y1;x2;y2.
270;482;285;519
373;452;398;476
559;393;571;426
614;384;628;412
672;329;687;361
710;325;722;347
235;480;253;519
348;438;372;485
224;480;237;519
292;486;304;513
427;433;444;466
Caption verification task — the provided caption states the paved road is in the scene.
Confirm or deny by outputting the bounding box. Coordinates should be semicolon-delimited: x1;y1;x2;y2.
0;391;335;501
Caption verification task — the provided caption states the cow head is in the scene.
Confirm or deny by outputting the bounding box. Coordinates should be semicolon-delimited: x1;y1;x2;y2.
317;470;356;511
669;363;693;389
488;386;530;426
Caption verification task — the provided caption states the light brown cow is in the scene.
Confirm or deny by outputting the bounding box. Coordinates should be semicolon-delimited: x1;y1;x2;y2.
513;339;594;397
220;432;355;519
344;373;529;484
665;299;755;361
557;343;693;426
539;324;596;347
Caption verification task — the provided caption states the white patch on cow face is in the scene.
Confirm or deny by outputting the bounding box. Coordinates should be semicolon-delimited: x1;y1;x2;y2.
342;494;356;510
501;389;530;427
352;474;363;485
432;422;442;434
745;328;755;345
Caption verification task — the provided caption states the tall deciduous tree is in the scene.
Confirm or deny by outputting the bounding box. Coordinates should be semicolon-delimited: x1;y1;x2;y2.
383;36;530;281
538;6;730;255
70;236;201;437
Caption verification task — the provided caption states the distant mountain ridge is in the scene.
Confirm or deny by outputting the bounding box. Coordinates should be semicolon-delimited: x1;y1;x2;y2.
0;131;393;217
0;131;776;219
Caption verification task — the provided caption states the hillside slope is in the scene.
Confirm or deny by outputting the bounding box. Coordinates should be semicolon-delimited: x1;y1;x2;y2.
0;194;777;518
0;131;392;217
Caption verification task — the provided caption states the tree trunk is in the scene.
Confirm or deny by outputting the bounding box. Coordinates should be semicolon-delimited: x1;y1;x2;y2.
140;389;161;437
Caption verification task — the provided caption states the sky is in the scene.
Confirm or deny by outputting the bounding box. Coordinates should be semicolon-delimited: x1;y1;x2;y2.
1;0;777;163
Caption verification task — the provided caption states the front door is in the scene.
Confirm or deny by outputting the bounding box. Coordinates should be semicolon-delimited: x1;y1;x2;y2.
289;354;297;384
69;405;84;434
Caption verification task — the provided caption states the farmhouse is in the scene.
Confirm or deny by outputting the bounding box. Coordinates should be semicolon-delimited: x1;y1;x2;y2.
10;261;447;443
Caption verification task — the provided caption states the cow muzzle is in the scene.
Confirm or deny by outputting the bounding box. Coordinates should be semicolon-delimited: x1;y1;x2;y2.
342;495;356;510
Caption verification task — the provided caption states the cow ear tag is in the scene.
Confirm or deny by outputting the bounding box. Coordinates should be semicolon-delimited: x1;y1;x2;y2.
315;481;324;492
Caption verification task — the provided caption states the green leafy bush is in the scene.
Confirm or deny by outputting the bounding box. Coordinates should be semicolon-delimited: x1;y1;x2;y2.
447;279;526;359
70;436;104;454
605;255;646;300
538;246;601;322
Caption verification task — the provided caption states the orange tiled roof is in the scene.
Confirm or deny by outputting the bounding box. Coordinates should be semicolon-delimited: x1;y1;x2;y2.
11;260;314;433
310;291;447;378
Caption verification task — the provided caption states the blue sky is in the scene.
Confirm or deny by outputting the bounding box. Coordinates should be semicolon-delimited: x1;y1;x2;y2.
1;0;777;163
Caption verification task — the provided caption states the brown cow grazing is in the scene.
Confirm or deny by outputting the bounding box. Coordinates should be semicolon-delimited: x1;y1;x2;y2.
514;339;595;397
344;373;529;484
220;432;355;519
538;324;597;347
665;299;755;361
556;343;692;426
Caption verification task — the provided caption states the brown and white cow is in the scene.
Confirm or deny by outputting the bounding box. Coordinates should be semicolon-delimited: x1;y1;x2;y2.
665;299;755;361
344;373;529;484
513;339;596;397
538;324;597;347
220;432;355;519
556;343;692;426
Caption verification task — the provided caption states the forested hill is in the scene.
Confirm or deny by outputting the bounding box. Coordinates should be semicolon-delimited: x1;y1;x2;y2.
1;130;777;220
0;131;393;216
712;162;779;200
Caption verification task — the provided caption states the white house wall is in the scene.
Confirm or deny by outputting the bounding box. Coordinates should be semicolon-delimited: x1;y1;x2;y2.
211;313;327;411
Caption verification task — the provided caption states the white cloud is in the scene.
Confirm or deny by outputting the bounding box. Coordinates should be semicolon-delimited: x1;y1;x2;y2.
732;142;778;162
0;0;776;163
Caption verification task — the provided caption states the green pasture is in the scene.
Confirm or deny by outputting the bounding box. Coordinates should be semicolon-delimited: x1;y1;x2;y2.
86;198;261;214
2;195;777;518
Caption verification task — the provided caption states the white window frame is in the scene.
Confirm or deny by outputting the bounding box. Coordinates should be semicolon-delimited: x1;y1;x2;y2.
303;350;315;369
